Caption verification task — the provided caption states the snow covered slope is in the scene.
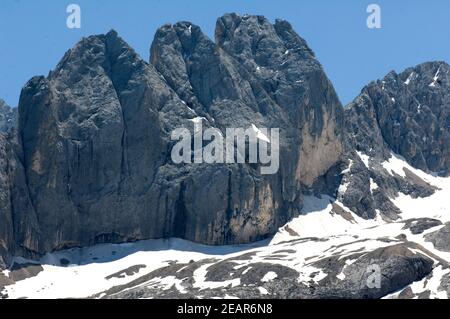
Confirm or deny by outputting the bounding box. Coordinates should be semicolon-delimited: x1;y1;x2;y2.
1;153;449;299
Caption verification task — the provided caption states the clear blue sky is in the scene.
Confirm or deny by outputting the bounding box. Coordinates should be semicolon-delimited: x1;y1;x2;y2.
1;0;449;107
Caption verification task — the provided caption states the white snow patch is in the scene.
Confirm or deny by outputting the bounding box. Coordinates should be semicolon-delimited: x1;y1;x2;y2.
393;178;450;223
356;151;370;168
251;124;270;143
429;66;441;87
193;264;241;290
382;152;437;182
404;72;414;85
261;271;278;282
370;178;379;191
258;287;269;295
382;153;409;177
338;181;350;195
336;272;346;280
341;159;353;174
242;267;252;275
271;196;379;243
408;266;449;298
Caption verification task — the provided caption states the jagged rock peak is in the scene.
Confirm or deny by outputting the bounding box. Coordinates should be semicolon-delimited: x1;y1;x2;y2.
345;61;450;176
215;13;315;61
49;29;146;81
155;21;207;43
395;61;448;86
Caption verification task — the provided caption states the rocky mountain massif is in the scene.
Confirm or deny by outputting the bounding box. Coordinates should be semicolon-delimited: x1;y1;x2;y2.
1;13;344;267
1;14;449;299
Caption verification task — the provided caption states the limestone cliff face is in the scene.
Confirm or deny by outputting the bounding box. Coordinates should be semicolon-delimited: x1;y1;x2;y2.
151;14;343;193
0;14;344;261
0;99;21;265
214;15;343;187
0;134;13;268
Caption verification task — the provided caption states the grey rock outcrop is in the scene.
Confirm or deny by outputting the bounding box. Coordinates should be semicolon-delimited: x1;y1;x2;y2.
425;222;450;252
345;61;450;176
340;62;449;220
151;14;343;189
0;100;17;133
0;14;344;262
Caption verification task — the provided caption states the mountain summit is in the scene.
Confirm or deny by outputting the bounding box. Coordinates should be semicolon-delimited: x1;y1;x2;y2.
346;61;450;176
1;14;344;265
